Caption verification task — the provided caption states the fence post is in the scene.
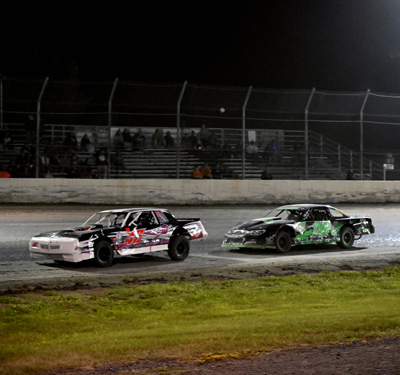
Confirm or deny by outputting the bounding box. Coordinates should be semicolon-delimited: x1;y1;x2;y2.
176;81;187;179
242;86;252;180
359;89;370;180
305;88;315;180
0;75;3;131
350;150;353;171
35;77;49;178
369;160;372;180
107;78;119;179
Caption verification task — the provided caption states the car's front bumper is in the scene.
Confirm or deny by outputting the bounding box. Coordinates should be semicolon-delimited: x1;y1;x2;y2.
221;234;273;249
29;237;94;263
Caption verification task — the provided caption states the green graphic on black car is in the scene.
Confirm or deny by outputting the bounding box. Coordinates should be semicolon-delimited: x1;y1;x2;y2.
222;204;375;253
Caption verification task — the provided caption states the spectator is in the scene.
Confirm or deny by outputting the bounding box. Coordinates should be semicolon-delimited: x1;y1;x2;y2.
0;165;11;178
132;129;146;150
111;150;125;174
346;170;354;180
269;139;280;163
233;139;243;159
63;131;78;151
80;133;94;153
191;166;203;179
95;148;108;179
56;151;70;174
122;129;132;150
180;133;191;148
44;167;54;178
3;131;14;150
200;163;212;179
188;131;199;149
152;129;164;148
113;129;125;150
207;132;220;150
43;138;59;168
39;149;50;172
78;165;92;179
131;132;140;151
246;140;259;159
11;145;35;178
198;124;210;148
66;153;80;178
25;114;36;144
17;144;35;175
293;142;305;165
82;155;97;178
164;131;175;148
220;143;234;159
261;167;273;180
213;162;224;179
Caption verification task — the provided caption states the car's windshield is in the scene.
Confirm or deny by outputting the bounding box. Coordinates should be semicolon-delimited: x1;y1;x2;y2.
83;212;128;227
265;208;307;221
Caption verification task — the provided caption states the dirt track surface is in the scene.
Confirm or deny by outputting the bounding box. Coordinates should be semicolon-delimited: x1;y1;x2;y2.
39;337;400;375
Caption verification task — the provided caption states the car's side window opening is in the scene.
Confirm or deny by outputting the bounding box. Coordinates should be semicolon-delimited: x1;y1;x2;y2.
156;211;169;224
112;213;127;227
311;209;329;221
328;208;347;218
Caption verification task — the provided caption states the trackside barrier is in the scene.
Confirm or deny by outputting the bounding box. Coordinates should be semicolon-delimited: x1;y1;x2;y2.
1;179;400;204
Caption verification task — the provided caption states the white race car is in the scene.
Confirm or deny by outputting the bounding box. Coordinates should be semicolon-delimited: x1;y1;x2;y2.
29;207;208;267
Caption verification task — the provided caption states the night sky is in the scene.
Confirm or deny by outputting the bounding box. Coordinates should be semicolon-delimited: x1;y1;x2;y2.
4;1;400;93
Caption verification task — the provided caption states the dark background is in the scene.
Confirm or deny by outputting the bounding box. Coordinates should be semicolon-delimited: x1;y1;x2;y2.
4;1;400;93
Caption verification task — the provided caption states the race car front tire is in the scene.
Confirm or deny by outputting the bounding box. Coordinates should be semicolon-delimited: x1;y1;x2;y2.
168;235;190;261
275;231;292;253
94;241;114;267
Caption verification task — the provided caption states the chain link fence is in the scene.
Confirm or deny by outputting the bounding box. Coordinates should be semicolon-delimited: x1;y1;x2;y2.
1;77;400;180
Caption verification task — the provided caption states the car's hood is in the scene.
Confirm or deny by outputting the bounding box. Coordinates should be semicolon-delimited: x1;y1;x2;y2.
35;226;108;239
230;217;294;231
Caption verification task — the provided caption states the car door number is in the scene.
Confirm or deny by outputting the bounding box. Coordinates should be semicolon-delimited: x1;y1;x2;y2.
294;221;332;243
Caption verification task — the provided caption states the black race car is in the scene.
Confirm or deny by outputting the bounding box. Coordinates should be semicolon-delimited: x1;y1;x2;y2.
222;204;375;253
29;208;208;267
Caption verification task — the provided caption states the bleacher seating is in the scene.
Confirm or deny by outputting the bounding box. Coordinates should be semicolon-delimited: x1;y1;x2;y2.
0;123;376;180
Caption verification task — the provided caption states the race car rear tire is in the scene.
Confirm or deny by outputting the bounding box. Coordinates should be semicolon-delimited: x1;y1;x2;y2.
275;231;292;253
94;241;114;267
168;235;190;261
337;227;355;249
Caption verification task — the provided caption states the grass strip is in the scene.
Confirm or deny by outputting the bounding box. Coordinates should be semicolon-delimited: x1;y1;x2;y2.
1;266;400;374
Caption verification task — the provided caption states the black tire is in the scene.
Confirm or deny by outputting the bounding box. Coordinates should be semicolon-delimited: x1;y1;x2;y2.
337;227;355;249
168;235;190;261
275;231;292;253
94;241;114;267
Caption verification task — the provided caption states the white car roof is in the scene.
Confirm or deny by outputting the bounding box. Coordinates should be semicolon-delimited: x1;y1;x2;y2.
96;208;167;214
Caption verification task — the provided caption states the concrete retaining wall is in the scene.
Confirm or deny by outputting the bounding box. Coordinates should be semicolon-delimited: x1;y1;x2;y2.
1;178;399;205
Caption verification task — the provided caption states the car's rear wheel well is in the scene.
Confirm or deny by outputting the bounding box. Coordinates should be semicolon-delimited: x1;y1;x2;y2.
171;228;190;242
337;225;355;249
